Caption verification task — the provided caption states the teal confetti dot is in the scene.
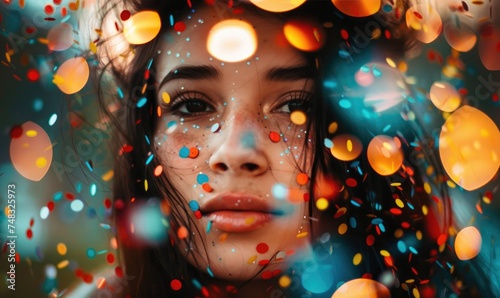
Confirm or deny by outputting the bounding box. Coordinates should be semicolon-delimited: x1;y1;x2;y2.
48;114;57;126
397;240;407;253
339;99;352;109
53;191;63;201
145;135;150;145
90;183;97;196
371;218;383;225
349;217;357;228
137;97;147;108
207;266;214;277
189;200;199;211
360;65;370;72
85;161;93;172
87;208;96;218
409;246;418;255
179;146;190;158
372;67;382;77
383;4;393;12
197;173;209;184
33;98;43;111
324;138;333;148
147;58;153;69
86;248;96;258
192;278;202;290
206;220;212;233
145;154;154;165
117;87;124;99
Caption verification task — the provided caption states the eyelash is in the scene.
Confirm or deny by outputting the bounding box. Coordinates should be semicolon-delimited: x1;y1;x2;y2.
161;90;312;117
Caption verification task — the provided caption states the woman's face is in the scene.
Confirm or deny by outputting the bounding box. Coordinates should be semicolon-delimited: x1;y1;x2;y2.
154;5;315;281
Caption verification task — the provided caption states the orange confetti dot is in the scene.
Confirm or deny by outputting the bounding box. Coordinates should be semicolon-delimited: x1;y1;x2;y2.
154;165;163;176
177;226;189;239
269;131;280;142
189;147;199;158
296;173;309;185
202;183;213;192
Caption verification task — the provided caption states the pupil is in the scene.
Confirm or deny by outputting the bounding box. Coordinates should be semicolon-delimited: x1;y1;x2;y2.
186;101;206;113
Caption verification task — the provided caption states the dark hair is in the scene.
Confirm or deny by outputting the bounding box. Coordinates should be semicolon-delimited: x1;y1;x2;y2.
93;1;491;297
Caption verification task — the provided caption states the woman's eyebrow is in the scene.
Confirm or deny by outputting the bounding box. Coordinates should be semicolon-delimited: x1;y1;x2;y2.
159;65;222;89
264;66;314;81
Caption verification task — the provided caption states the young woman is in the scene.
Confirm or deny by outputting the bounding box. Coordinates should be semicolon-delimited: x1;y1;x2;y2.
92;0;494;297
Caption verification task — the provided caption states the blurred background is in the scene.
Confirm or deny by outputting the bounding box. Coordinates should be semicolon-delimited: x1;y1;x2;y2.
1;0;500;297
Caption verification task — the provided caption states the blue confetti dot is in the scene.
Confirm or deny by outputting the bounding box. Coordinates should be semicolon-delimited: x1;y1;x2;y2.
409;246;418;255
33;98;43;111
53;191;63;201
383;4;393;12
372;67;382;77
136;97;147;108
349;217;357;228
179;146;190;158
197;173;209;184
188;200;199;212
87;208;96;218
339;99;352;109
145;154;154;165
207;266;214;277
371;218;383;225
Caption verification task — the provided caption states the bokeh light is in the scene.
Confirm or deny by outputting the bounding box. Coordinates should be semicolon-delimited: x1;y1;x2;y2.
10;121;53;181
283;18;325;52
443;22;477;53
207;20;257;63
54;57;90;94
123;11;162;45
332;278;390;298
429;81;461;112
47;23;74;51
249;0;306;12
330;134;363;161
454;226;482;260
367;135;404;176
406;4;442;44
439;106;500;190
302;264;334;293
331;0;381;17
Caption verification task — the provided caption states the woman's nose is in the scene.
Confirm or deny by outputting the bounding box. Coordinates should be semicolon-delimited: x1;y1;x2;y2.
209;120;270;176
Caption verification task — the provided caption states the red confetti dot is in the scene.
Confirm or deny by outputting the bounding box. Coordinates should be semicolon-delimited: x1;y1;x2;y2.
261;271;273;279
226;285;237;294
27;68;40;82
384;29;391;39
44;5;54;15
340;29;348;40
269;131;280;142
413;11;423;19
114;199;125;210
75;268;84;277
10;125;23;139
272;269;282;276
401;222;410;229
53;0;62;4
170;279;182;291
174;21;186;32
115;266;123;278
65;192;75;200
144;69;150;80
256;242;269;254
106;253;115;264
437;234;447;246
61;7;67;17
366;234;375;246
122;144;133;153
345;178;357;187
83;273;93;283
303;193;310;202
29;218;34;227
389;208;402;215
120;10;131;21
47;201;55;211
194;210;202;219
26;229;33;239
104;198;112;209
258;259;269;266
492;94;499;102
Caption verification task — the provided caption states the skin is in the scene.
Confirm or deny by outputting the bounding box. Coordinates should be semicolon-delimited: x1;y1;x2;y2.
153;5;316;282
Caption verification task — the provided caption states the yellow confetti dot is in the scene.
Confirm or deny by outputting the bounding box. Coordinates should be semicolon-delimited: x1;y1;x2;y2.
162;92;170;104
57;260;69;269
279;275;291;288
338;223;348;235
405;279;415;283
296;231;309;238
245;216;255;225
57;243;67;255
413;287;420;298
398;61;408;73
89;41;97;54
26;130;38;137
247;255;257;264
346;139;353;152
422;205;428;216
416;230;423;240
423;182;431;194
290;110;307;125
380;250;390;257
316;198;329;210
385;57;396;68
36;157;47;168
446;180;456;188
144;179;148;191
395;199;404;208
371;28;381;39
390;182;402;187
353;253;362;265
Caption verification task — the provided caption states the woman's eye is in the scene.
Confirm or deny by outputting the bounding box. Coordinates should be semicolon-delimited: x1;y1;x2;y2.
166;92;215;117
177;100;212;114
274;99;311;113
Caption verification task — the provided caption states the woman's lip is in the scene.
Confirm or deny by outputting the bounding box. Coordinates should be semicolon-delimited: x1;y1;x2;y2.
207;211;273;233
